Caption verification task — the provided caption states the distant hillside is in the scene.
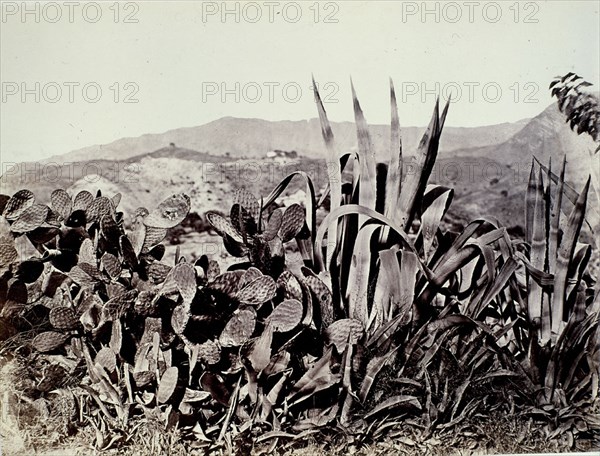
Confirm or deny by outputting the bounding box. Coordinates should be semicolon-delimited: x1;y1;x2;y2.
39;116;529;164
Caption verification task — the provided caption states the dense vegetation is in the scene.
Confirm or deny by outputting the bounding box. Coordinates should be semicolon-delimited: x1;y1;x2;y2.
0;77;598;455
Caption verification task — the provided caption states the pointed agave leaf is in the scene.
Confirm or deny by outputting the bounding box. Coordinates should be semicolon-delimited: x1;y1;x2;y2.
551;178;591;335
219;307;256;347
157;367;179;404
10;204;48;233
347;224;379;326
528;168;546;325
365;395;421;420
206;211;243;243
4;190;35;221
72;190;94;211
144;194;190;229
323;319;364;353
32;331;69;352
236;275;277;305
280;204;306;243
313;76;342;264
110;320;122;354
420;187;453;260
548;156;566;273
290;347;339;405
241;326;273;372
383;78;403;233
351;80;377;224
396;100;443;231
50;189;72;220
49;306;79;330
266;299;304;332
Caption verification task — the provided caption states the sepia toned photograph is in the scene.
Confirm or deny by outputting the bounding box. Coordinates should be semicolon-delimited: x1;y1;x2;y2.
0;1;599;455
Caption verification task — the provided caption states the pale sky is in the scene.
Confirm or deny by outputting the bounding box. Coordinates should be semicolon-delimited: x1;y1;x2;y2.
1;0;599;164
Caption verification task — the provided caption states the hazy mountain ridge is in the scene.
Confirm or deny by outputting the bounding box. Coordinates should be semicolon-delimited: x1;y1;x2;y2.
39;115;530;165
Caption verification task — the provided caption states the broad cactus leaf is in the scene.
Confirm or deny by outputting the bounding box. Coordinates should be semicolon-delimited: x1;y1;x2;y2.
101;290;137;322
144;194;190;229
157;366;179;404
72;190;94;211
171;303;190;335
111;193;122;209
279;204;305;243
200;372;231;406
100;215;120;244
172;262;196;304
15;259;44;283
4;190;35;221
0;236;18;268
142;226;168;251
263;208;283;241
101;253;121;280
78;239;96;265
302;268;335;329
49;306;79;330
277;271;304;301
133;371;155;387
233;188;260;222
266;299;304;332
208;271;244;298
197;340;221;365
10;204;48;233
323;319;364;353
206;260;220;281
50;189;72;220
146;262;172;283
0;194;10;215
96;347;117;373
236;275;277;305
134;290;159;316
119;235;138;270
85;197;114;224
230;204;257;238
32;331;69;352
206;212;243;243
219;307;256;347
223;234;248;257
239;267;263;289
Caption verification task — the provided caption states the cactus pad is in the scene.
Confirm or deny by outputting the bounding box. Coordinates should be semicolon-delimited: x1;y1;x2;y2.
144;194;190;229
32;331;69;352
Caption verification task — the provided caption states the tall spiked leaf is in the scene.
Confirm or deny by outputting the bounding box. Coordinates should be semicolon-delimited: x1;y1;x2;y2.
551;177;590;336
